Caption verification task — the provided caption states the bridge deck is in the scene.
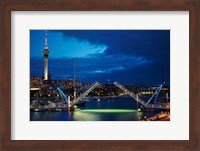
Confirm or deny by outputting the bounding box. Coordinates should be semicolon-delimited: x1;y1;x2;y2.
114;81;170;109
74;82;99;105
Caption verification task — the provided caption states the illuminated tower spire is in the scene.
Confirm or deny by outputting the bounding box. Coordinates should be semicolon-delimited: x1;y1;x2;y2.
43;31;50;80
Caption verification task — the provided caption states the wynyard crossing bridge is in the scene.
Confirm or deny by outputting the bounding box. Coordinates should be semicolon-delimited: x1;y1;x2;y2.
57;81;170;110
113;82;170;110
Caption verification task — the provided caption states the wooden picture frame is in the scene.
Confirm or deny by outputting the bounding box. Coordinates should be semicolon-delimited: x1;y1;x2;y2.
0;0;199;150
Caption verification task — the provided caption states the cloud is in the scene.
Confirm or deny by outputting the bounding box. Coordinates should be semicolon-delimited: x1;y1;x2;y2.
57;30;169;54
30;30;170;84
31;53;152;80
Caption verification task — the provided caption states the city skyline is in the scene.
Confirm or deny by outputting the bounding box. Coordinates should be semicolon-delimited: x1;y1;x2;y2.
30;30;170;85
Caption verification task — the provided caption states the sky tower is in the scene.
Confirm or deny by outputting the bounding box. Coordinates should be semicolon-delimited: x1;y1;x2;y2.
43;31;50;80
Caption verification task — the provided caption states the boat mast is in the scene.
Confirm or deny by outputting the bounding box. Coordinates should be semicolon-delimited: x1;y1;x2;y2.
73;59;76;104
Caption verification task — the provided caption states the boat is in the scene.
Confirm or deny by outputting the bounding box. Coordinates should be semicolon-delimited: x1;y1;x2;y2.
34;108;41;112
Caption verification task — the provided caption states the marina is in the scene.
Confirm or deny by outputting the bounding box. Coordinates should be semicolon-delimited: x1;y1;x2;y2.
30;96;170;121
30;30;170;121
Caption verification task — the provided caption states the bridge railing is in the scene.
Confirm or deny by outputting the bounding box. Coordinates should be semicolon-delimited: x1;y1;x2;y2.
74;82;99;105
145;84;163;105
114;81;146;106
57;87;68;103
114;81;170;109
145;103;170;109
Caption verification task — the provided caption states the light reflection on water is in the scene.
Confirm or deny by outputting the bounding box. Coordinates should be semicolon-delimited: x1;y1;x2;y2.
30;96;158;121
80;109;137;113
72;109;142;121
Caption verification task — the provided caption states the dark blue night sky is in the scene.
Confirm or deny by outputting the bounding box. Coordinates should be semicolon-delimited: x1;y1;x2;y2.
30;30;170;85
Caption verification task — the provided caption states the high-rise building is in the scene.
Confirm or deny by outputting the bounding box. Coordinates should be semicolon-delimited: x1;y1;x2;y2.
43;31;50;80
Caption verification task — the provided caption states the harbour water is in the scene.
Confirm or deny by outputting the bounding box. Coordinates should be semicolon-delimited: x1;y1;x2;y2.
30;96;165;121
